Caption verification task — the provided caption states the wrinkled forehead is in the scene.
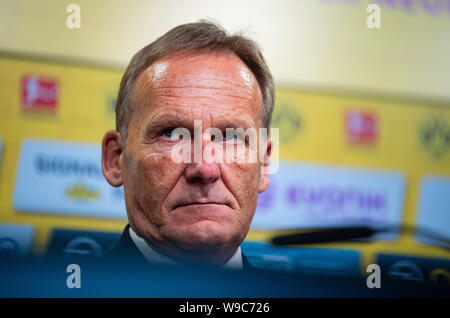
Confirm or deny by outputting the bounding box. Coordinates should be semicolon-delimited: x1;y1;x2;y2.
146;52;258;89
132;52;263;115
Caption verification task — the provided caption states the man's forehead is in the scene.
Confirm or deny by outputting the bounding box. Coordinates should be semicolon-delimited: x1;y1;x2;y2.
131;52;264;126
137;52;260;94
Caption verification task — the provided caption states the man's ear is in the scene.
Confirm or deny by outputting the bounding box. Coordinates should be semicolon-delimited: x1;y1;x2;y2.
102;130;123;187
258;136;272;193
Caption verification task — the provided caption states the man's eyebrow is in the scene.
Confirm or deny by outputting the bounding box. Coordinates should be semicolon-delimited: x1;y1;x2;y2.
146;111;191;127
215;116;256;130
143;110;257;133
214;121;253;131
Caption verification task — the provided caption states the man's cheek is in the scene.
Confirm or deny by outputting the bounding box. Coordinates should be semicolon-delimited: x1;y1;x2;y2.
133;152;184;223
221;163;260;201
224;162;260;182
140;150;185;188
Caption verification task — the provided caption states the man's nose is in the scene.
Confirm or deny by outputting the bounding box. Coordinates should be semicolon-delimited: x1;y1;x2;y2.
185;161;220;185
185;133;221;184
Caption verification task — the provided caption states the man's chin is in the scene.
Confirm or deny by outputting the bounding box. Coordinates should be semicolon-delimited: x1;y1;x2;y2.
172;220;235;249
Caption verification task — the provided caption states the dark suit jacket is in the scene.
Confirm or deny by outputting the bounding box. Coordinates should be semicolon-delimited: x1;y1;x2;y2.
108;224;255;271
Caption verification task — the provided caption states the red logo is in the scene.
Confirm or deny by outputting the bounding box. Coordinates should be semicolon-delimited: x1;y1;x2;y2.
21;75;59;111
345;109;378;145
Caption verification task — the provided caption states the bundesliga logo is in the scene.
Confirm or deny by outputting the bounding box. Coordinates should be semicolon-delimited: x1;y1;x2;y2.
21;75;59;111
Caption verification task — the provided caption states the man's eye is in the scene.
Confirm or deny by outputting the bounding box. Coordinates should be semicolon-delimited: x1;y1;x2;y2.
224;132;241;142
162;128;175;139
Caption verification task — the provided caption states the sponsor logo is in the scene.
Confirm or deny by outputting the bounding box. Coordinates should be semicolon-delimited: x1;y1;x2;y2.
378;254;450;286
271;102;302;144
21;75;59;111
0;237;20;257
65;183;100;200
0;224;35;256
34;152;102;178
252;161;405;232
387;260;424;282
46;229;121;258
345;109;378;145
35;150;102;200
286;184;387;224
63;236;104;258
13;139;127;219
419;117;450;158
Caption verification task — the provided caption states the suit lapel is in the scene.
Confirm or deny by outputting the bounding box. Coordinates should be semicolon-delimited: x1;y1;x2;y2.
107;224;146;262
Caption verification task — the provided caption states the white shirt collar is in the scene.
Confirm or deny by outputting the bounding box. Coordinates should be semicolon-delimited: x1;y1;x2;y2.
129;226;243;270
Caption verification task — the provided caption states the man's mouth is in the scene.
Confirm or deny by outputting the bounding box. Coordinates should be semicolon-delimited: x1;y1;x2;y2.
175;202;227;209
171;198;234;213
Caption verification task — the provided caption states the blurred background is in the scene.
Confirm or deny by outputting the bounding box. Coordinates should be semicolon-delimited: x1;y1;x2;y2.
0;0;449;284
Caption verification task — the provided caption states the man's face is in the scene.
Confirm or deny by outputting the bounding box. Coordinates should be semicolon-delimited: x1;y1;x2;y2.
119;52;269;262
